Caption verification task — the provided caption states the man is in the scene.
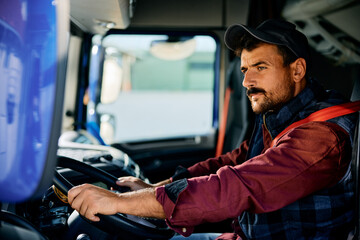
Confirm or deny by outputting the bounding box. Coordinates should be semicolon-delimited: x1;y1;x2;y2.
68;19;358;239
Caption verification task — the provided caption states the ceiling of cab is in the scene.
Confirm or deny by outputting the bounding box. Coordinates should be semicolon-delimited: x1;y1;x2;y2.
69;0;359;64
129;0;249;29
282;0;360;64
70;0;249;34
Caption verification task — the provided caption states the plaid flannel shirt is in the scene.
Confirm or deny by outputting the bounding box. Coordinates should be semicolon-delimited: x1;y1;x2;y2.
240;78;356;239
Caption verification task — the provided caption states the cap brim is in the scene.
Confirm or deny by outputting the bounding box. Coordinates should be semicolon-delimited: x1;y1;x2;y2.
224;24;286;51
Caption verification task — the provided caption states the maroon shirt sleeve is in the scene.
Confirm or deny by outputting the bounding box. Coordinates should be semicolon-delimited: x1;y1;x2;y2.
187;140;250;177
155;122;351;236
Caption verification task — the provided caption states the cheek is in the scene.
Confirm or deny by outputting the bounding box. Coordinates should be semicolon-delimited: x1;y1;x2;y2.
262;76;280;95
265;74;293;99
273;77;295;99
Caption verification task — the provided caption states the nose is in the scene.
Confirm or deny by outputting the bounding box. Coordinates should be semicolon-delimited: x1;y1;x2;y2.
242;70;255;88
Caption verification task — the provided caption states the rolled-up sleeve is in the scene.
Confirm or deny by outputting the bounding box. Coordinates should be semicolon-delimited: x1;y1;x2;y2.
156;179;195;236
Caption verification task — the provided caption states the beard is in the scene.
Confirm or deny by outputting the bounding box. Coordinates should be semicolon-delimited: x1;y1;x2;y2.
247;75;295;114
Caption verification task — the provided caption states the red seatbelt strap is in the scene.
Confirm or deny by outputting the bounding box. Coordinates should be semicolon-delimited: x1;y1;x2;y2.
215;87;232;157
270;100;360;148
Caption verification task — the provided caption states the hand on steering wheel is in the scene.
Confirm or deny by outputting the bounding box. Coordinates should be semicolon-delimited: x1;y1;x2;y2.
116;176;153;191
54;155;174;239
68;183;121;222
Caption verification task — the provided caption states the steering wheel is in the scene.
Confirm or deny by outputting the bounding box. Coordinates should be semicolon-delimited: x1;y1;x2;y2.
53;156;174;239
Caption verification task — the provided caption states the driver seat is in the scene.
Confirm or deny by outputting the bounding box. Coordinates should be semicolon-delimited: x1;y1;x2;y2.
351;79;360;240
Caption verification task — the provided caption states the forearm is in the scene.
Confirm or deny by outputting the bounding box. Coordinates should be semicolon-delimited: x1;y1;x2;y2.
117;188;166;219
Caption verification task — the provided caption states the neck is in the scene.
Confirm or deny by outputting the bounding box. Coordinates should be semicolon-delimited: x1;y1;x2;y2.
293;78;307;97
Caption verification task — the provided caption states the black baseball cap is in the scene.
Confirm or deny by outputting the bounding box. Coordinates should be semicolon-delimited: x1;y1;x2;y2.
224;19;310;62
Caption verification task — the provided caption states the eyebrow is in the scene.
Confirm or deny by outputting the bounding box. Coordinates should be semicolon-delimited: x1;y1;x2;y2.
240;61;269;72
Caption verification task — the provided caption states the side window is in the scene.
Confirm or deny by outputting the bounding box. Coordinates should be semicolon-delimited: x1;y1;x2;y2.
96;34;218;143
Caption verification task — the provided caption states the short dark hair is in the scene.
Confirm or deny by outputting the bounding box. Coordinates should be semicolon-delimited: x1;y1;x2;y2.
234;32;310;79
234;32;298;67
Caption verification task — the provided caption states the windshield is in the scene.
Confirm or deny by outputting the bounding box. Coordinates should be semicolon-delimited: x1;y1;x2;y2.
91;33;218;144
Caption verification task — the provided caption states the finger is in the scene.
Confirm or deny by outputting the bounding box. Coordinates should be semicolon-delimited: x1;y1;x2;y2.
70;190;85;212
90;215;100;222
77;200;99;222
72;186;100;222
68;183;91;204
116;176;135;184
116;180;132;187
83;204;100;222
68;185;84;204
78;196;89;217
69;184;92;210
116;177;136;187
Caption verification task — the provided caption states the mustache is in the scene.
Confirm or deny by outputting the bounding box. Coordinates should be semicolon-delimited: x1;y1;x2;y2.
246;88;266;96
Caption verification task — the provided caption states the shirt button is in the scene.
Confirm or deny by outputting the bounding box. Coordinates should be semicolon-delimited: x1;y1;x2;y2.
182;228;187;233
170;215;173;219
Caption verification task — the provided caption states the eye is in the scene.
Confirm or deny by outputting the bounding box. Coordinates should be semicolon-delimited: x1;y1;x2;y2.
257;66;266;71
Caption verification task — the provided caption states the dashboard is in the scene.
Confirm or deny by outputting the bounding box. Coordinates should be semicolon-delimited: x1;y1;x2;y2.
3;142;155;240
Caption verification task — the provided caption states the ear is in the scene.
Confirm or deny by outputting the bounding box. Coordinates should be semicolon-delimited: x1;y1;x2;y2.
290;58;306;82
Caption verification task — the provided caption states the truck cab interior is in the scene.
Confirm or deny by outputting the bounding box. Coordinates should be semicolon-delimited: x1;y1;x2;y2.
0;0;360;239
